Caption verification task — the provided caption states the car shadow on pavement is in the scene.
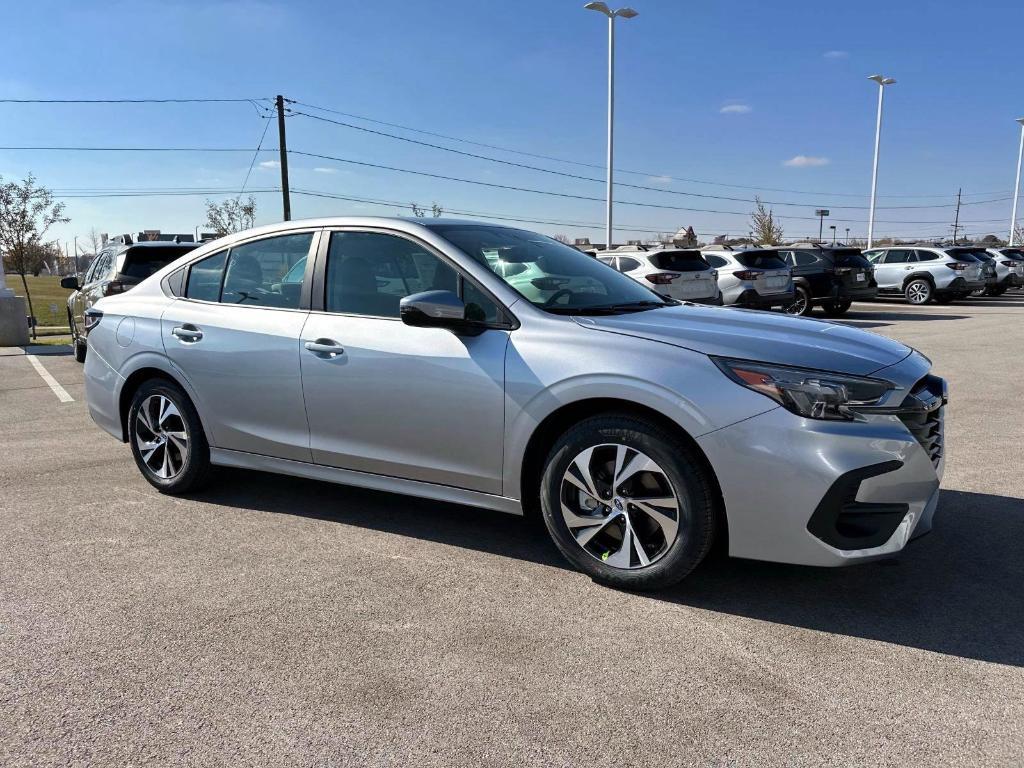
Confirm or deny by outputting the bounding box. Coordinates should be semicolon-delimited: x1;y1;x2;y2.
835;311;969;323
199;473;1022;666
667;489;1024;667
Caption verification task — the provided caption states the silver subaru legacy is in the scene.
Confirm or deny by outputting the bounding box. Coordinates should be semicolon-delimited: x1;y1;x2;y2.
82;217;947;590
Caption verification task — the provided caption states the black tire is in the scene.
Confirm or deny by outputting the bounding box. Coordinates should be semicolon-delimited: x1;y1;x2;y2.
821;299;852;316
783;284;813;316
904;278;933;305
128;379;215;494
539;414;718;591
74;339;87;363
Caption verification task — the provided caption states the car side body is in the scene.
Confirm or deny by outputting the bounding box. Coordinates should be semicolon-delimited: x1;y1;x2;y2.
773;244;878;316
863;245;986;304
81;217;946;586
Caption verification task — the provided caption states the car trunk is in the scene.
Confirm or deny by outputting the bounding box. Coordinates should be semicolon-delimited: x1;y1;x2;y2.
648;251;717;300
945;249;986;282
831;249;875;290
736;251;790;295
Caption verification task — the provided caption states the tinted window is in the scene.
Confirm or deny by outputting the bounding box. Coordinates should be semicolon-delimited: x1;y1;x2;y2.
90;252;112;283
705;254;729;268
120;246;196;280
429;224;663;311
794;251;819;266
863;250;884;263
914;250;940;262
944;251;981;263
884;249;913;264
185;250;227;302
650;250;709;271
221;233;312;308
736;251;788;270
326;231;457;318
618;257;642;271
831;250;872;268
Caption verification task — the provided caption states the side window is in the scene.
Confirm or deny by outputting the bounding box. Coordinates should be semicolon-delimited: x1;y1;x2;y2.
462;280;502;324
863;250;883;263
618;257;642;271
795;251;819;266
598;256;618;269
185;250;228;302
221;233;312;308
778;250;795;266
706;255;728;268
90;252;111;283
884;249;912;264
915;250;939;262
326;231;458;318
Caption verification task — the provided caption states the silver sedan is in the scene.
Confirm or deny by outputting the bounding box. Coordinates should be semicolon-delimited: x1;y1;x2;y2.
82;218;946;590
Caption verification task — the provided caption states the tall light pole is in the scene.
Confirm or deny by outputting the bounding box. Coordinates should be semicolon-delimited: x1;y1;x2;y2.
1010;117;1024;246
867;75;896;248
584;2;638;250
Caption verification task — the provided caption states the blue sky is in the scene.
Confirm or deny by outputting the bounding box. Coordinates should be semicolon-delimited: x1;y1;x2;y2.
2;0;1023;248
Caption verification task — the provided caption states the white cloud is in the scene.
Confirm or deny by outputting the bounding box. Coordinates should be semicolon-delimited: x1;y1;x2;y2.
313;167;337;174
647;175;672;185
823;50;849;59
258;160;280;169
783;155;830;168
720;103;752;114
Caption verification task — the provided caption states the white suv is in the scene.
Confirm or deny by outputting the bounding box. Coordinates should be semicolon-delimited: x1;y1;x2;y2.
597;247;721;304
862;246;985;304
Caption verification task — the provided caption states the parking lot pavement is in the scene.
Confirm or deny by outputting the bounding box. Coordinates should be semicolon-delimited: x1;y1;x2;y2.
2;301;1022;768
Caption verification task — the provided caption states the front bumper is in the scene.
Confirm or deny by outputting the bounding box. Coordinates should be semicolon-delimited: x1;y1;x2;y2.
697;360;944;567
734;287;796;309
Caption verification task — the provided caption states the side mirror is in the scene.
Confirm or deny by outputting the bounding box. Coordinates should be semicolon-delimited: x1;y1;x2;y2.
400;290;483;336
60;276;80;290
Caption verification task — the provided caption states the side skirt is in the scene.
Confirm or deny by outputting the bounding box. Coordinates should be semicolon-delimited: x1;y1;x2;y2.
209;448;524;516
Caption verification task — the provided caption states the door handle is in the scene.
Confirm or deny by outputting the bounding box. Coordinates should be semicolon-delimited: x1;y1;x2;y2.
304;339;344;357
171;325;203;342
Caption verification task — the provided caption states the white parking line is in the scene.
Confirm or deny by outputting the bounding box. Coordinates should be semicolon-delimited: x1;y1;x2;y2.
25;355;74;402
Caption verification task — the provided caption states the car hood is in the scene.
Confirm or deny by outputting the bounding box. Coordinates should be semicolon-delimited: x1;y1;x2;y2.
572;304;911;376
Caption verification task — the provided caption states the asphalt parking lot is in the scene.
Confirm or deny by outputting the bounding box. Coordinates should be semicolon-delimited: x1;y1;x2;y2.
2;297;1023;767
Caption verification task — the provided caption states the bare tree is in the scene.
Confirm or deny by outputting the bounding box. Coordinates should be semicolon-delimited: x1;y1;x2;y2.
552;233;571;244
410;202;445;218
749;197;784;245
75;228;103;273
0;174;70;339
1013;225;1024;247
204;196;256;236
430;202;444;218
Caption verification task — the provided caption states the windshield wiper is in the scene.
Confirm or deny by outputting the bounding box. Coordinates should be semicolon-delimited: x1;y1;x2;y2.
544;300;671;316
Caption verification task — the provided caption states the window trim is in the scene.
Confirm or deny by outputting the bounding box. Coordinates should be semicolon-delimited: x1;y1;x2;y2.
311;226;519;330
178;229;321;311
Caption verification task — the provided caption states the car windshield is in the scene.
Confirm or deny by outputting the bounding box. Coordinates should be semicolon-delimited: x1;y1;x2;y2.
735;251;789;270
649;250;709;271
429;223;670;313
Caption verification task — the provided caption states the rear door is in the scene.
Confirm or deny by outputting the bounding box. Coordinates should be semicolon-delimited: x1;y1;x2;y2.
789;250;826;297
160;231;318;462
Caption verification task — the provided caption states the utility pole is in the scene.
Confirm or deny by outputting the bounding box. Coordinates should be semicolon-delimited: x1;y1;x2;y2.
276;95;291;221
951;188;962;245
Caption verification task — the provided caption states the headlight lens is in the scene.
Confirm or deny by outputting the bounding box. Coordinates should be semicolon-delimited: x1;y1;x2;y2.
712;357;893;420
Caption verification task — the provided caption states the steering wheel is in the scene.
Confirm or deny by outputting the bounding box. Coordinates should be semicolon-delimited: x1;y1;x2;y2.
543;288;574;307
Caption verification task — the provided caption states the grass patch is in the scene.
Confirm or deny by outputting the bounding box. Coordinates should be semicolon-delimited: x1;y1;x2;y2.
29;335;72;346
7;274;74;330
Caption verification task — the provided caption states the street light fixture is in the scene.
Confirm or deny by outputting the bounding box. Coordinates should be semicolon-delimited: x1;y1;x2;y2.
867;74;896;249
584;2;638;250
829;224;837;246
1010;117;1024;246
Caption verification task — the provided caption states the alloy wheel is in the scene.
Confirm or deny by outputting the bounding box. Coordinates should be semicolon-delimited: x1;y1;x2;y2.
784;287;809;315
559;444;683;569
906;281;931;304
135;394;189;479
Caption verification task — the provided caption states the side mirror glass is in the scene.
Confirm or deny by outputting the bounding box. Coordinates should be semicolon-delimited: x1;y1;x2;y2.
399;290;483;336
60;276;80;290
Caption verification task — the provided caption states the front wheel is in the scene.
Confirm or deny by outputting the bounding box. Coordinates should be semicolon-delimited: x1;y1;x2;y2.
904;279;933;305
540;415;718;590
128;379;214;494
821;299;852;316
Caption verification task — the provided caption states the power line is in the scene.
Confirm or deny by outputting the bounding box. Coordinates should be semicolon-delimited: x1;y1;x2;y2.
0;98;269;104
288;149;1009;226
238;118;273;199
0;146;277;152
290;98;1012;201
291;109;1003;211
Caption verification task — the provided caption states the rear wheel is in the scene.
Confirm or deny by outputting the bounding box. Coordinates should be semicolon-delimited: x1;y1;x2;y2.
904;279;933;305
74;340;87;363
128;379;214;494
540;414;717;591
821;299;852;316
783;285;813;316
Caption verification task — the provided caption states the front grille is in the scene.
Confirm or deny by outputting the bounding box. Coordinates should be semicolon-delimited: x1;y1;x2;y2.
897;376;945;469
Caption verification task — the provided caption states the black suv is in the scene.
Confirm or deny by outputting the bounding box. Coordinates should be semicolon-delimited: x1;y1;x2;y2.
62;241;198;362
774;244;878;316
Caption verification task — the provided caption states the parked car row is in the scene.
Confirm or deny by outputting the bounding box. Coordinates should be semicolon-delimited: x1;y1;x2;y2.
593;242;1024;314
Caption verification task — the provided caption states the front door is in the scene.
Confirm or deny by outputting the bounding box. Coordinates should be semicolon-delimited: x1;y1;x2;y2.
161;231;317;462
300;229;508;494
874;248;914;290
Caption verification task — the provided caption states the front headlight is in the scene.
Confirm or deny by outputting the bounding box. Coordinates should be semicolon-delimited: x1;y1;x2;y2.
712;357;893;421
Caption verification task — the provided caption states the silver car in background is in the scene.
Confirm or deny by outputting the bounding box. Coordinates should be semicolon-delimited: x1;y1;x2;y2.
597;246;721;304
981;248;1024;295
702;248;795;309
81;217;946;590
863;245;986;304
